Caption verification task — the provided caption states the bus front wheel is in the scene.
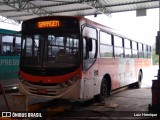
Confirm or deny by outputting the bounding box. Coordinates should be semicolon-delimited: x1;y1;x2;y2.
94;77;110;102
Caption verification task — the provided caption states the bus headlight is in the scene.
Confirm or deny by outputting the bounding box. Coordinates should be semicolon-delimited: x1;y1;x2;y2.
71;75;79;83
59;75;79;88
70;76;77;83
65;81;71;86
59;83;66;88
19;77;28;85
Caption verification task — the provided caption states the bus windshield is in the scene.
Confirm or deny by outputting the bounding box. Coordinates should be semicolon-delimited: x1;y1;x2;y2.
21;33;79;68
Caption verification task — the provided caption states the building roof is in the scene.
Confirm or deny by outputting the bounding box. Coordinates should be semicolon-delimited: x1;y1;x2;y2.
0;0;159;24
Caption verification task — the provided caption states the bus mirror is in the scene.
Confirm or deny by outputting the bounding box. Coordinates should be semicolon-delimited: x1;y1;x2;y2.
13;37;16;47
88;38;92;51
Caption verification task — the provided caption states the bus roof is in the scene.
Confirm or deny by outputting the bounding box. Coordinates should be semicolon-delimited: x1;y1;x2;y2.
22;16;150;46
0;28;19;35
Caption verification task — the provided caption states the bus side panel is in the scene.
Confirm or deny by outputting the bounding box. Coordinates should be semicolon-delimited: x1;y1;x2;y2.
124;58;136;85
82;57;121;98
134;58;151;81
81;57;151;99
81;59;100;100
0;56;19;87
61;80;81;100
98;58;120;90
98;58;140;89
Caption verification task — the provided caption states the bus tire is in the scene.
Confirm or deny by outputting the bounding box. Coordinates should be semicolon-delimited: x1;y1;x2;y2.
135;70;143;88
94;77;110;102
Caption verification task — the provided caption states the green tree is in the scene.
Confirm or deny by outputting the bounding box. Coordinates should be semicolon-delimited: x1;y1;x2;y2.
152;44;159;65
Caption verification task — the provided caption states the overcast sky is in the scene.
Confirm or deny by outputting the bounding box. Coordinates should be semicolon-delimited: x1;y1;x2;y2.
0;8;159;46
0;20;21;31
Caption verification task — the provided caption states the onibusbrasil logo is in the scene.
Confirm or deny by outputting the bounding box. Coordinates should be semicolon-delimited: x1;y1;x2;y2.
2;112;42;118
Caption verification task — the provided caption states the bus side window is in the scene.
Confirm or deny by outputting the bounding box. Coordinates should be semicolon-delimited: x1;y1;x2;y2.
147;46;151;58
88;38;92;51
138;43;143;58
114;36;124;58
124;39;131;58
132;41;138;58
99;31;113;58
83;37;87;59
83;37;96;59
89;38;96;59
83;37;91;59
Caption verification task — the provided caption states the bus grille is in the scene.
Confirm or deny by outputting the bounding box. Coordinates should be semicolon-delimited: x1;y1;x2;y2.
21;80;74;97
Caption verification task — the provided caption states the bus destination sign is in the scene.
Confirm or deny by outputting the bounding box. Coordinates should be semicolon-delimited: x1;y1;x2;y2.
37;20;60;28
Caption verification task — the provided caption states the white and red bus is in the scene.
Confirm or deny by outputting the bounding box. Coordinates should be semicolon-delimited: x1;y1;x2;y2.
16;16;151;101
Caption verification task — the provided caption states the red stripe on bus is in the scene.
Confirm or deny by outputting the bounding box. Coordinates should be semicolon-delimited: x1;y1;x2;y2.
19;67;82;83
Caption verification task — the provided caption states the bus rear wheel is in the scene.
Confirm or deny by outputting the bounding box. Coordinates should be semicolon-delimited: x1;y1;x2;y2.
94;78;110;102
135;71;143;88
